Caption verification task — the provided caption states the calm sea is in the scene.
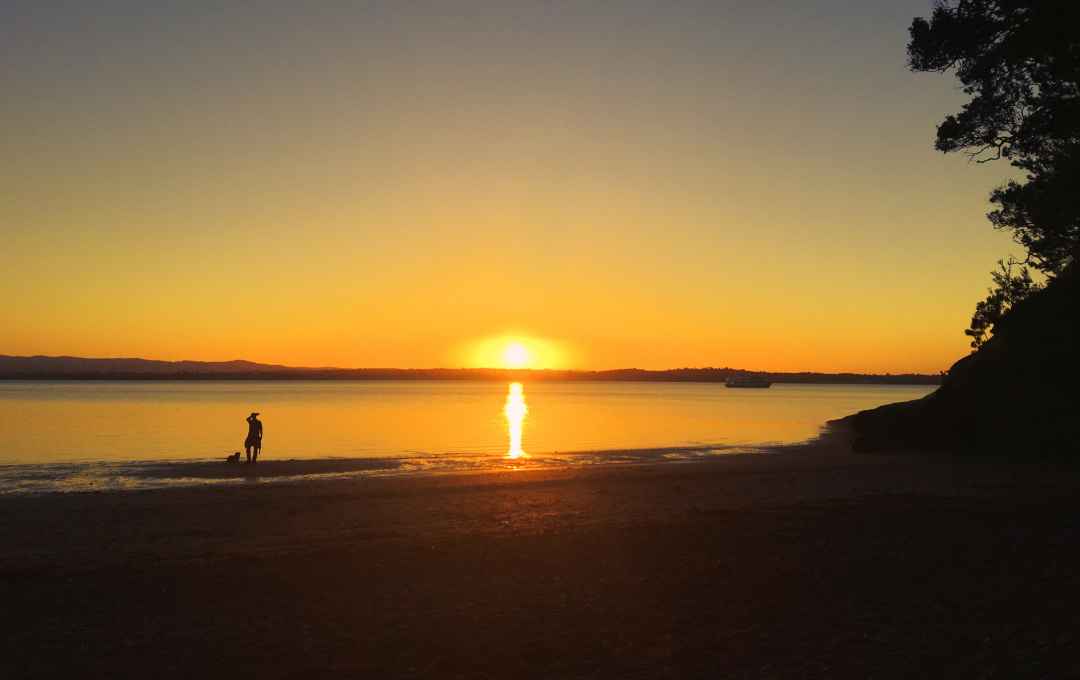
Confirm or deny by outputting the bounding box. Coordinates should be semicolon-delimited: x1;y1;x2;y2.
0;380;933;493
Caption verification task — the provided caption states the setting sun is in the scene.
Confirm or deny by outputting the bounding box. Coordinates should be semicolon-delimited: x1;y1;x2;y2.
463;335;569;370
503;343;530;369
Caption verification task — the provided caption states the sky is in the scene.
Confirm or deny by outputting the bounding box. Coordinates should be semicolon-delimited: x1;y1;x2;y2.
2;0;1020;373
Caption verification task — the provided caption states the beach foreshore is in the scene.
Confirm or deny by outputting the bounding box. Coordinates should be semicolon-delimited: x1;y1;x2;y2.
2;426;1078;679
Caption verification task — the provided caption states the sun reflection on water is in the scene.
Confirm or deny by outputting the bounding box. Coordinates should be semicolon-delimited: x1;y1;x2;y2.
504;382;528;458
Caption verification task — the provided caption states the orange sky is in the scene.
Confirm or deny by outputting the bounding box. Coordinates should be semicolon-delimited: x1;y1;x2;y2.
2;1;1018;373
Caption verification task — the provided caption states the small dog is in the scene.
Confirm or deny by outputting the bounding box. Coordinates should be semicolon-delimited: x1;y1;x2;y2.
226;451;242;464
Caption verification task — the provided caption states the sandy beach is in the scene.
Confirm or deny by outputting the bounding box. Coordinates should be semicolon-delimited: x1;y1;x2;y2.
2;426;1078;679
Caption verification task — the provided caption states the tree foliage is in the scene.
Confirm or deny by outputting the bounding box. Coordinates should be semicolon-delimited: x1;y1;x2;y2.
963;259;1039;348
908;1;1079;346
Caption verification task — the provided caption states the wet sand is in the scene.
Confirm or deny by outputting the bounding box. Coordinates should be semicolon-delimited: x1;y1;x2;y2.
2;427;1078;678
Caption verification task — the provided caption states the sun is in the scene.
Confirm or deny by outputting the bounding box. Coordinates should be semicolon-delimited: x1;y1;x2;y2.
464;334;568;369
502;342;531;369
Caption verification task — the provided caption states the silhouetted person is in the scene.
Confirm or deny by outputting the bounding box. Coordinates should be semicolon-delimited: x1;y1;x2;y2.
245;412;263;463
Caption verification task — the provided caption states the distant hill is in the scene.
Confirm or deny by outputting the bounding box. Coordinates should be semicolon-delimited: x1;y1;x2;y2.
0;356;299;376
0;355;941;385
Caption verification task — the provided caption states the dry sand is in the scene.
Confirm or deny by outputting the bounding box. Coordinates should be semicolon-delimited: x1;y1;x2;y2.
2;427;1078;678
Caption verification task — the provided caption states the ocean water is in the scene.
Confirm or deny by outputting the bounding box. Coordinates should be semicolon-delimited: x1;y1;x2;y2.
0;380;933;493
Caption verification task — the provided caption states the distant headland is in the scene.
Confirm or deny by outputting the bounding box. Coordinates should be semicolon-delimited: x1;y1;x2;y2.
0;355;941;385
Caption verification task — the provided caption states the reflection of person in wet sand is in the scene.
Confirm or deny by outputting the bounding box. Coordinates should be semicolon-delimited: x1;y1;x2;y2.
245;412;263;464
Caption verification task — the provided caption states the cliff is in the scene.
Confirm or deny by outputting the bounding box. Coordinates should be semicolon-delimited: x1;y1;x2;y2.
853;265;1079;454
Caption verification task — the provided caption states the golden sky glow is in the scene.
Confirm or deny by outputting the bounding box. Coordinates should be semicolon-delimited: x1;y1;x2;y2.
1;1;1019;373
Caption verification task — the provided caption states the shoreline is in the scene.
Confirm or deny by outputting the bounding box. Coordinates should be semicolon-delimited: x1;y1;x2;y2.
0;358;943;385
0;429;841;495
3;423;1078;677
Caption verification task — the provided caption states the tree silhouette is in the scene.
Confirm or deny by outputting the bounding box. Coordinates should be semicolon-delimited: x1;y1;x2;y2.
908;1;1079;342
964;258;1038;348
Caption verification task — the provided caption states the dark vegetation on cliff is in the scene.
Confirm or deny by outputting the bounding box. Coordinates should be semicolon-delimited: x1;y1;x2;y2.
854;1;1079;454
853;264;1078;453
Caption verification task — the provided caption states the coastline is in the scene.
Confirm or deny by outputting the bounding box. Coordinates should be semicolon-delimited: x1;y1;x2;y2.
0;417;862;496
0;442;773;495
0;355;943;384
3;423;1078;677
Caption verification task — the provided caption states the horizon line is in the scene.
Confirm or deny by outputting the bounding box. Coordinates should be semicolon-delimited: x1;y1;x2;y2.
0;354;944;378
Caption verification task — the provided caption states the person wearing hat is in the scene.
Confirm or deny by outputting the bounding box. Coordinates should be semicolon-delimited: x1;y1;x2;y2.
245;412;263;464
